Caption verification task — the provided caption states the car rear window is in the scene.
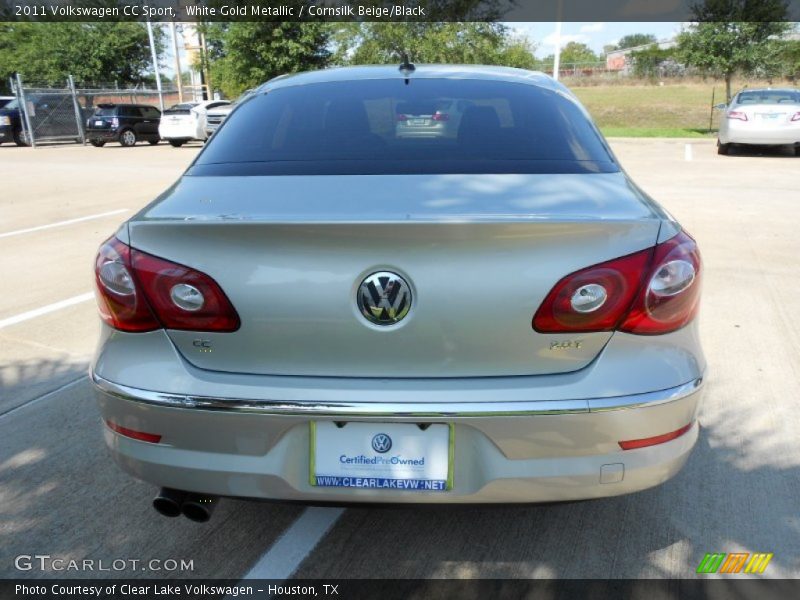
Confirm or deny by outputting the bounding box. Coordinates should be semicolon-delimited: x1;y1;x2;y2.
191;78;617;176
736;90;800;105
164;103;197;115
95;106;117;116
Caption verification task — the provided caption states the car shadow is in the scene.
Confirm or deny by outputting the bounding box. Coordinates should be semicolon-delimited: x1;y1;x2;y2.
724;145;799;158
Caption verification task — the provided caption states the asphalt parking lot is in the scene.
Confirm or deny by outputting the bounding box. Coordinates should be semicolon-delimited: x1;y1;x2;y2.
1;139;799;580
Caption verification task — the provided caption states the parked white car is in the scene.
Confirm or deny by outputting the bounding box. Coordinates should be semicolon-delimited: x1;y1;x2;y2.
158;100;230;147
717;88;800;155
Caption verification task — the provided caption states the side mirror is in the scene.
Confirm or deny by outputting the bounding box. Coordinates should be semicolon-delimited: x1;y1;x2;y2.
714;103;727;110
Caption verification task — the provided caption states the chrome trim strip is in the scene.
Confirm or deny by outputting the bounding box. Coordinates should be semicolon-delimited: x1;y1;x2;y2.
91;373;702;418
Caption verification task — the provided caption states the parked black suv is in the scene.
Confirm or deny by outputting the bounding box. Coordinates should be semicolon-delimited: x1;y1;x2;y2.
85;104;161;147
0;94;88;146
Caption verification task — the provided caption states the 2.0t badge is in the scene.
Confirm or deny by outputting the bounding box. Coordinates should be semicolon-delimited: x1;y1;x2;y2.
357;271;412;326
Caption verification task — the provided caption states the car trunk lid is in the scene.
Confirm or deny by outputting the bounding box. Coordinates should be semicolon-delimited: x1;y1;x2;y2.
128;173;661;378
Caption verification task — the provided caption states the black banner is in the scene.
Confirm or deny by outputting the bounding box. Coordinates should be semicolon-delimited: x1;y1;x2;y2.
2;579;800;600
2;0;800;22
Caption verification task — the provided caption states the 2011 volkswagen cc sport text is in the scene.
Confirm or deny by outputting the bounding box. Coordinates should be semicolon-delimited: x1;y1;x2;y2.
91;65;705;520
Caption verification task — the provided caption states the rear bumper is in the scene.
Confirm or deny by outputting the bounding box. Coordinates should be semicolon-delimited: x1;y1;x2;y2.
92;372;704;503
159;122;203;140
720;125;800;145
86;129;119;141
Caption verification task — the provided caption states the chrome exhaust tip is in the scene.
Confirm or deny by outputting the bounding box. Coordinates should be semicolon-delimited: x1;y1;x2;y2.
181;494;218;523
153;488;187;518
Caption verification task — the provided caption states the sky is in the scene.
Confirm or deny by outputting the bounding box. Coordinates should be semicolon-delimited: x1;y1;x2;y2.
507;22;684;56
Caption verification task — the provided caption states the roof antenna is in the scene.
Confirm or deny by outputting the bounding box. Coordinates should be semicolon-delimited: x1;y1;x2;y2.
399;53;415;84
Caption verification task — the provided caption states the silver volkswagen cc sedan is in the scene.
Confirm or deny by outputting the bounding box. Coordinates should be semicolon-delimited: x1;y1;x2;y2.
91;65;705;521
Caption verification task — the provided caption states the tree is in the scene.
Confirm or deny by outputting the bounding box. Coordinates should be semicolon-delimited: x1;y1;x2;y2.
615;33;658;50
337;23;536;70
629;45;678;78
558;42;598;66
676;0;792;100
0;23;162;87
777;39;800;80
203;23;332;97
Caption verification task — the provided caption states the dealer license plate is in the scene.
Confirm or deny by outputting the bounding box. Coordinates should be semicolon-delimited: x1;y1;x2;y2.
310;422;453;492
94;120;103;127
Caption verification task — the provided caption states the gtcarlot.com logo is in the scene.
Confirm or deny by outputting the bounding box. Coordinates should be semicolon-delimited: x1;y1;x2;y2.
15;554;194;572
696;552;773;574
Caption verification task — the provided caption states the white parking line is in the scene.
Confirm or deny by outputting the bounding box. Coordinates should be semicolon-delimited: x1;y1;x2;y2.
0;292;94;330
241;507;344;580
0;375;87;420
0;209;129;239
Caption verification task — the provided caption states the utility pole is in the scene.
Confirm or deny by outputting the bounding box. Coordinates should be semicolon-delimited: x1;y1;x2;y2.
199;29;212;100
147;21;165;112
553;21;562;81
169;22;184;103
552;0;565;81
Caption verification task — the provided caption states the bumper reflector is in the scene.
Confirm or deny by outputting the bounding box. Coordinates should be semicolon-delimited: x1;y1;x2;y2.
618;422;693;450
105;420;162;444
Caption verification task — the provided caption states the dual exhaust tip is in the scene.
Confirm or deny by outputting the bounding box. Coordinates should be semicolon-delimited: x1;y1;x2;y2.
153;488;218;523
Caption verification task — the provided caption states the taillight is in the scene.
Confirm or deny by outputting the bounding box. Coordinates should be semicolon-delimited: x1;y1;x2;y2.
533;248;653;333
94;237;159;332
131;248;240;332
727;111;747;121
533;230;701;335
619;231;701;335
396;114;408;121
111;117;119;128
432;112;449;121
94;236;240;333
791;112;800;122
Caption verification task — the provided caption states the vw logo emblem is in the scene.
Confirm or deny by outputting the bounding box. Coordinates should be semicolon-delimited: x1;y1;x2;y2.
371;433;392;453
357;271;412;326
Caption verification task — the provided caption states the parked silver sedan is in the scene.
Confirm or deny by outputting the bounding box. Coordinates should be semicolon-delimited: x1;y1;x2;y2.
717;88;800;155
92;65;705;522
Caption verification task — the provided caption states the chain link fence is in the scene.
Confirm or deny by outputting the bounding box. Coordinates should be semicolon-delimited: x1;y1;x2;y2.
10;74;178;147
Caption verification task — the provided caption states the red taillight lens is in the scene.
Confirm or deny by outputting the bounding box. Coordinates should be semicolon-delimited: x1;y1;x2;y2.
618;422;693;450
432;112;449;121
533;230;701;335
533;248;653;333
111;117;119;128
106;420;162;444
94;237;159;332
131;248;240;332
727;111;748;121
396;114;408;121
619;231;701;335
94;237;240;333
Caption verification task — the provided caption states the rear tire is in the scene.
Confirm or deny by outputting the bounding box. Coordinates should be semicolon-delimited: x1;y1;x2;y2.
90;140;105;147
168;140;185;147
717;140;730;155
119;129;137;147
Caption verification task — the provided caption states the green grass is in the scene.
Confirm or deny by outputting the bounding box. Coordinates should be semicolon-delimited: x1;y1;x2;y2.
570;82;726;137
598;126;716;138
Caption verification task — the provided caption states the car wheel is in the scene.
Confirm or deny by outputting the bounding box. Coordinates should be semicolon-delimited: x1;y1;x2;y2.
13;127;31;147
168;140;185;147
90;140;106;148
149;139;159;146
119;129;137;147
717;141;730;155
